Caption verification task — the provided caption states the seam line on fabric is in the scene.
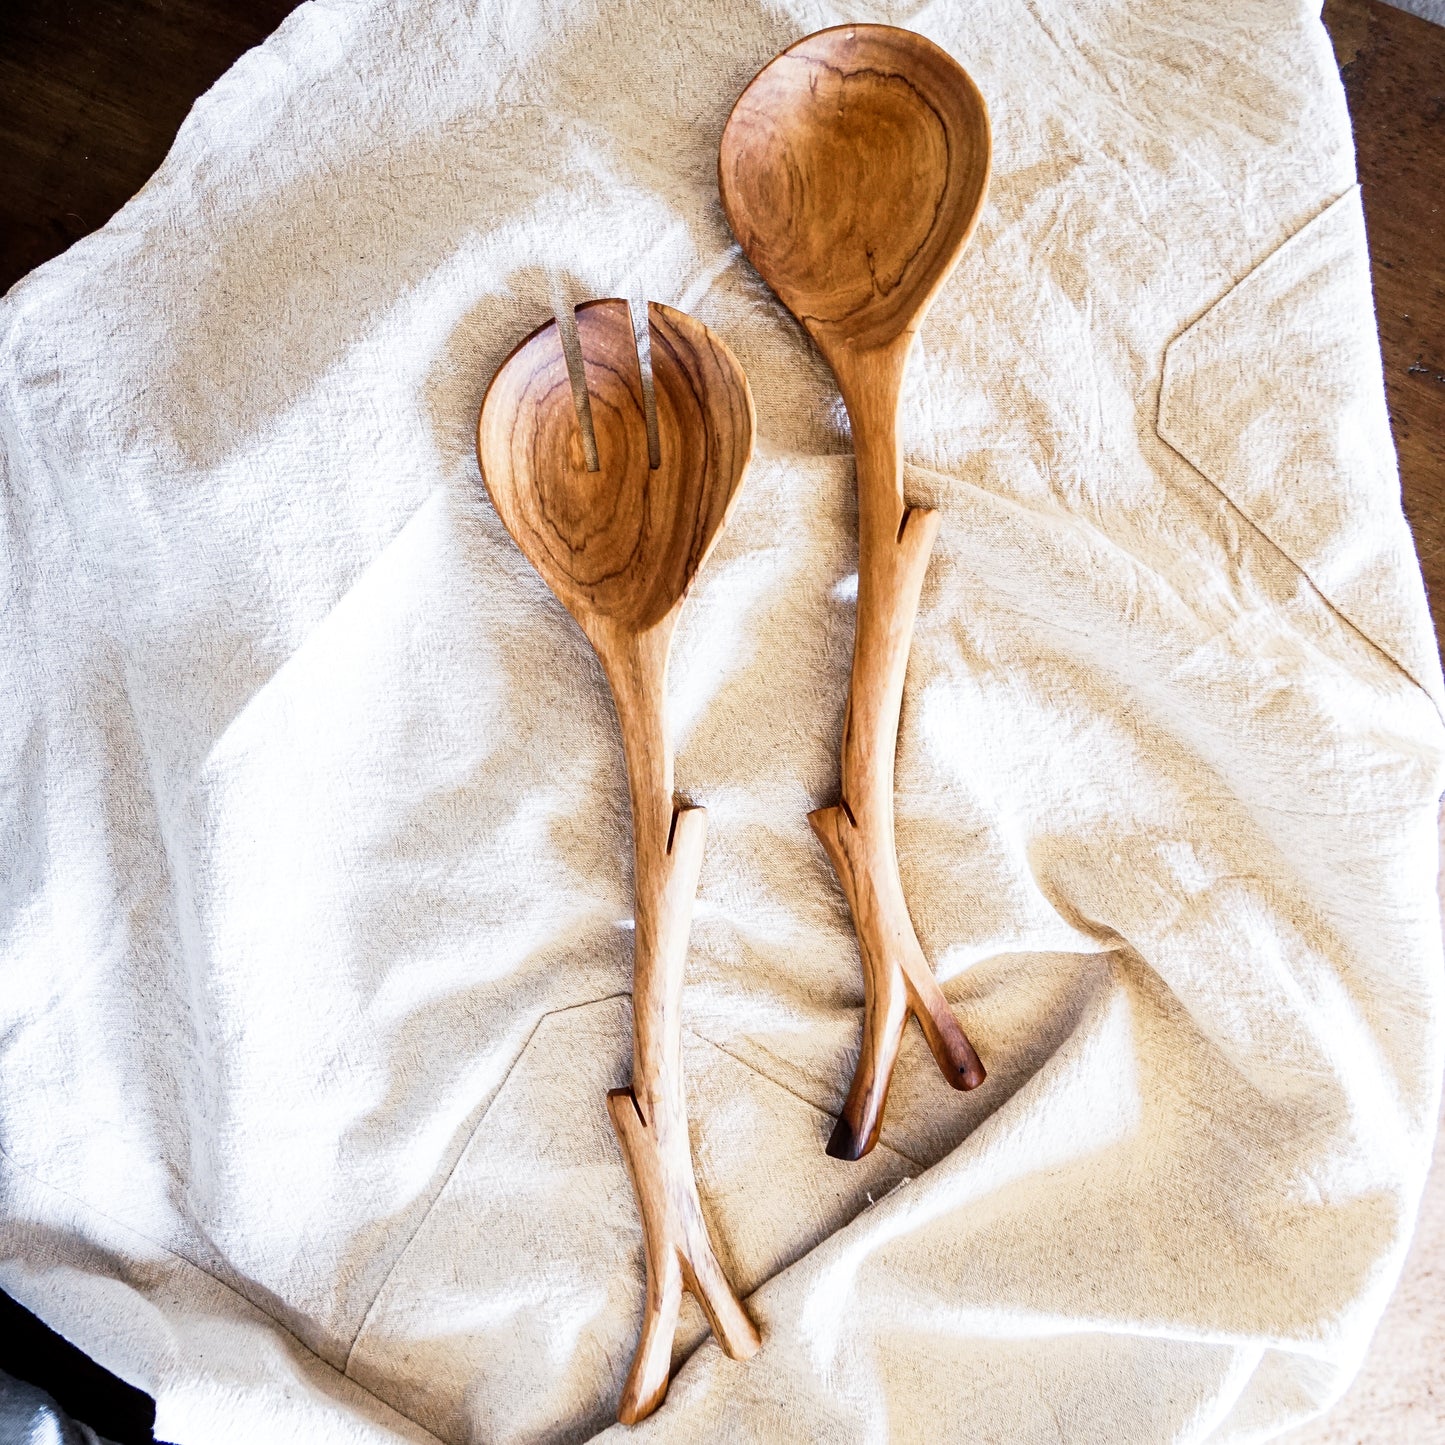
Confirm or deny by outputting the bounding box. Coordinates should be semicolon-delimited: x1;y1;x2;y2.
1150;181;1445;731
687;1030;926;1171
342;990;633;1371
1154;430;1445;731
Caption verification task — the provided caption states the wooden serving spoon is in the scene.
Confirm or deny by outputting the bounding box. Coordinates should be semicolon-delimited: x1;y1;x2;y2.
477;298;759;1423
720;25;991;1161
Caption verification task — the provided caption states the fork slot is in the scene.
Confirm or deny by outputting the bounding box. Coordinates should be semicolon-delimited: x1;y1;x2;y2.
552;299;600;472
572;298;658;475
631;299;662;471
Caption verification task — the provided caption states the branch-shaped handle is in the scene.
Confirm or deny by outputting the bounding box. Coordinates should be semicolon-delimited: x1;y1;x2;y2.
598;629;760;1422
815;344;986;1160
608;802;761;1422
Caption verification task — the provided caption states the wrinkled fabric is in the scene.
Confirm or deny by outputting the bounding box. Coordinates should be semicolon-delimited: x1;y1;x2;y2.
1;0;1441;1441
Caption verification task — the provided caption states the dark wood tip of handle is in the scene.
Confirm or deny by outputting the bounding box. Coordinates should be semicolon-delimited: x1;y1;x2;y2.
826;1113;869;1161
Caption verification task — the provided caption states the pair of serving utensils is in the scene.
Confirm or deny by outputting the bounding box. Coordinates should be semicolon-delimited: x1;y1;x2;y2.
477;23;991;1425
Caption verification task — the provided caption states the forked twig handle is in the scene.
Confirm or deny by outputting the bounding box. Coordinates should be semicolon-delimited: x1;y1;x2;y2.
812;342;985;1160
598;625;760;1422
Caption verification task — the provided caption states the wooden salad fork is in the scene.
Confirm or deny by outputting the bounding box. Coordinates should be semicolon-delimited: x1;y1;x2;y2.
720;25;992;1160
477;298;759;1423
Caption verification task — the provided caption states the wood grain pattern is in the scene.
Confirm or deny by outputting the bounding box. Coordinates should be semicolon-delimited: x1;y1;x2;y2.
477;298;759;1424
719;25;991;1161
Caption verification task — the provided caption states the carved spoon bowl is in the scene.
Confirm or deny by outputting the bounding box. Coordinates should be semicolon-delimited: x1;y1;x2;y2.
478;299;751;643
718;23;991;366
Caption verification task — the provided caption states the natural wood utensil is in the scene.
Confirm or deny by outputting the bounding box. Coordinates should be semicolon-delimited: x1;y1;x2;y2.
719;25;991;1161
477;298;760;1423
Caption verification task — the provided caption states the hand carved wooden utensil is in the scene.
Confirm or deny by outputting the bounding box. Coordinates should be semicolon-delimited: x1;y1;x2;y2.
720;25;991;1161
477;298;760;1423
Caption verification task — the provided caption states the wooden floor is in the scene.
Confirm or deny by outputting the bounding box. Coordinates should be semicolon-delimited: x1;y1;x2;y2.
1326;0;1445;636
0;1;1442;1442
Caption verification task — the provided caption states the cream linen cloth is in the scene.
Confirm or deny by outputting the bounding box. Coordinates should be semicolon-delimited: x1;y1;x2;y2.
3;0;1443;1441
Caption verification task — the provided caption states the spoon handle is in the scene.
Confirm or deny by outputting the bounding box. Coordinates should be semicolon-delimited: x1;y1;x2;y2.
595;624;760;1422
809;342;986;1161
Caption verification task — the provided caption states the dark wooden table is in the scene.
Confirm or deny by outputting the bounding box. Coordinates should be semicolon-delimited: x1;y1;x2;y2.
1325;0;1445;638
1;2;1442;1442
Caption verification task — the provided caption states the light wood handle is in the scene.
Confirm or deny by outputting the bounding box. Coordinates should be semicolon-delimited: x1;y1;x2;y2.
597;624;760;1420
810;343;985;1160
